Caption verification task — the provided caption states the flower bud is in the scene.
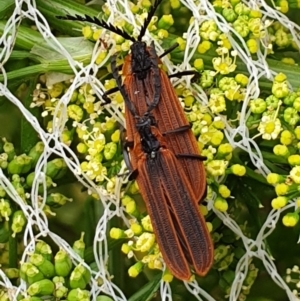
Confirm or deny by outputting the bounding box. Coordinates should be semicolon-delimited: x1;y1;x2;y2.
11;210;26;237
73;232;85;259
3;141;15;161
69;264;91;289
214;197;228;212
4;268;19;279
35;240;53;261
0;199;11;221
54;249;72;277
29;253;55;278
282;212;299;227
128;261;143;278
46;193;72;208
20;262;44;285
28;142;44;167
46;159;67;180
27;279;55;296
103;142;117;160
67;288;90;301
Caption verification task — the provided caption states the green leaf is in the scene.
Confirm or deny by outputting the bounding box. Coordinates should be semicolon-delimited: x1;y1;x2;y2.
0;0;14;19
128;273;162;301
18;79;40;153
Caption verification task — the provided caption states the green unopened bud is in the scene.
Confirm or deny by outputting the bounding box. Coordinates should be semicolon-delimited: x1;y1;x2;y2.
52;276;68;298
77;142;88;154
67;288;90;301
157;15;174;30
128;181;139;194
197;41;212;54
217;143;233;158
280;130;293;145
28;142;44;167
288;154;300;166
233;18;249;38
266;173;286;185
200;70;214;88
141;0;151;9
8;156;27;174
0;187;6;198
54;249;72;277
46;159;67;180
223;8;237;22
0;199;11;221
275;73;287;83
27;279;55;296
217;253;234;271
214;197;228;212
293;97;300;112
0;153;8;169
275;183;289;196
273;144;289;157
69;265;91;289
20;262;44;285
271;196;288;210
230;164;246;176
11;210;26;237
128;261;143;278
29;253;55;278
272;81;289;98
283;107;300;126
130;223;143;235
26;172;53;194
3;141;15;161
35;240;53;261
12;179;25;201
46;193;72;208
218;185;231;198
54;281;68;299
38;176;53;194
4;268;19;279
235;73;248;87
111;130;120;143
234;3;250;15
121;243;132;255
73;232;85;259
103;142;117;160
105;118;116;132
125;200;139;217
53;276;65;284
62;129;74;146
162;269;174;283
121;195;133;206
214;245;229;262
282;212;299;227
110;227;126;239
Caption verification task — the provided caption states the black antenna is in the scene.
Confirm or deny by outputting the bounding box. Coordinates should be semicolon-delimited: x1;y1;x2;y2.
57;14;136;43
137;0;164;41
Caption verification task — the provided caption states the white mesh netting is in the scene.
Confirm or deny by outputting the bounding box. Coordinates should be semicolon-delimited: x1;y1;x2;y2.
1;0;300;300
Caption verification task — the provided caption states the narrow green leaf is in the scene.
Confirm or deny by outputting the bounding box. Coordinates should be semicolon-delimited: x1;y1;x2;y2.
0;0;14;19
128;273;162;301
19;78;40;153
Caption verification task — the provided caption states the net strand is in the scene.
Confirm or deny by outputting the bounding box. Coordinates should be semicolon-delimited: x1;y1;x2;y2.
1;0;299;300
